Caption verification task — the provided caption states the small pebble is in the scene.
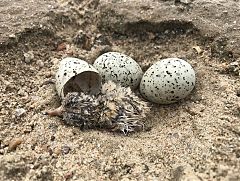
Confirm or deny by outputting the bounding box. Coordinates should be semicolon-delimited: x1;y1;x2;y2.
42;144;49;152
23;126;33;133
48;148;53;155
56;42;67;51
61;145;71;155
8;138;23;151
179;0;192;4
54;147;62;155
50;136;55;141
64;172;73;180
236;89;240;97
95;34;111;45
24;51;34;63
51;58;60;65
9;34;16;38
15;108;26;117
36;60;44;68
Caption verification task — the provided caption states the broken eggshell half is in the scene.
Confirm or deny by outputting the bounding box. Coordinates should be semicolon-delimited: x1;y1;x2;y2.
55;57;102;99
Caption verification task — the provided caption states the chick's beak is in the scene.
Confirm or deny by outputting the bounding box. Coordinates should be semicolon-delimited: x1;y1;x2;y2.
45;106;64;117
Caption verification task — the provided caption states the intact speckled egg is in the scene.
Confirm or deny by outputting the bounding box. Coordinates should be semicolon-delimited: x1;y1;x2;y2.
55;57;102;99
93;52;143;89
140;58;196;104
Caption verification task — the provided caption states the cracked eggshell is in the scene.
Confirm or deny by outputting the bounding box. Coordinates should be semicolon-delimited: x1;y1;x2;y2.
93;52;143;89
140;58;196;104
55;57;102;99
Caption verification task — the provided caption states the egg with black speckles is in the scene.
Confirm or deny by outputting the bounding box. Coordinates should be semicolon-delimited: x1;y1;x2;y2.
140;58;196;104
93;52;143;89
55;57;102;99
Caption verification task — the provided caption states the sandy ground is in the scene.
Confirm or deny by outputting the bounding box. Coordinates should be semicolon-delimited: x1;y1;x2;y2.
0;0;240;180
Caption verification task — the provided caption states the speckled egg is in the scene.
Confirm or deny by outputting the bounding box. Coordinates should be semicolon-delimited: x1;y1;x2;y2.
140;58;196;104
55;57;102;99
93;52;143;89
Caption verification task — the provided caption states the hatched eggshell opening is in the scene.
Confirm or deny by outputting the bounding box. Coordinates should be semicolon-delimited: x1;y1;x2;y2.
55;57;102;99
63;71;101;96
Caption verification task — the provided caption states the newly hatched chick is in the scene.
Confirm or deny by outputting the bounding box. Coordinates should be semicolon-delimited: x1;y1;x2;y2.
47;81;150;134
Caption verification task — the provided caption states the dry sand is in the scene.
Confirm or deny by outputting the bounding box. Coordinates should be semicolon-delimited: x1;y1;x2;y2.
0;0;239;180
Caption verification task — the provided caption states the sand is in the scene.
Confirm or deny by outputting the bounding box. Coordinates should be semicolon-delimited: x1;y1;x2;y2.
0;0;239;180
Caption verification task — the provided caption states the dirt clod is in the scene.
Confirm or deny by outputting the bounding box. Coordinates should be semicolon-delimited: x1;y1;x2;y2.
8;138;23;152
